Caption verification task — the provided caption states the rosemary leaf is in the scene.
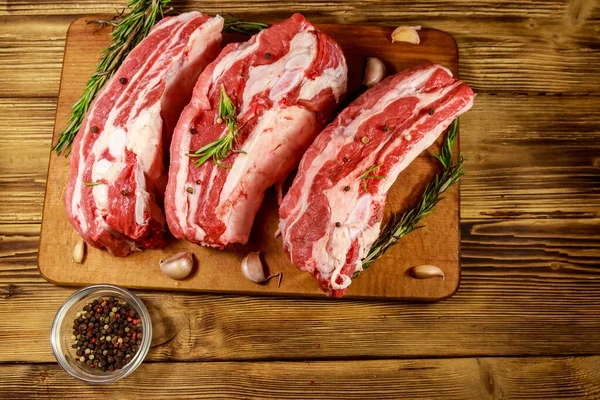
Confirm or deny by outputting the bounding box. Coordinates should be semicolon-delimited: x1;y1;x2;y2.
223;17;269;35
52;0;171;156
357;164;385;191
354;119;465;278
83;181;104;186
188;85;241;168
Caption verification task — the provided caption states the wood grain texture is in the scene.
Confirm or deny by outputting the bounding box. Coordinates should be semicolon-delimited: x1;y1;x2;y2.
0;357;599;399
2;1;600;95
460;94;600;220
1;259;600;364
1;1;600;397
37;17;461;300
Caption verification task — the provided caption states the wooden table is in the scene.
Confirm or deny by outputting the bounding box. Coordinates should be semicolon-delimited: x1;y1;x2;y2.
1;1;599;398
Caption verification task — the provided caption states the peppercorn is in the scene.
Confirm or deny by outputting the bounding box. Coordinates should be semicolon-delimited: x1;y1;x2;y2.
383;125;389;132
121;189;129;196
335;222;342;227
119;77;127;85
265;52;272;59
428;108;435;115
91;125;99;133
72;297;142;372
190;128;197;134
344;186;350;192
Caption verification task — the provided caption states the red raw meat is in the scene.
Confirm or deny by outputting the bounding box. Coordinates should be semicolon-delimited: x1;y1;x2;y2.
165;13;347;248
64;12;224;256
279;63;475;297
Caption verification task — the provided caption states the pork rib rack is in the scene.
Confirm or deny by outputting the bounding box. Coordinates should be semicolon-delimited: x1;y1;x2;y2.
279;63;475;297
65;12;224;256
165;13;347;248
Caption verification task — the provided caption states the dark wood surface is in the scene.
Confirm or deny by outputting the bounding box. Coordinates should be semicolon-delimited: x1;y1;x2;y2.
1;0;599;398
38;17;460;300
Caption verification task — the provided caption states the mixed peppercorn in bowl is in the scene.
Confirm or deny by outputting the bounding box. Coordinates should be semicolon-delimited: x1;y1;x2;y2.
51;284;152;383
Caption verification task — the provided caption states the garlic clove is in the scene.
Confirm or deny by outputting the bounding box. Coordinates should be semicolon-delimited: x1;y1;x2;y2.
363;57;387;88
159;252;194;280
241;252;266;283
391;26;421;44
241;252;283;287
73;239;85;264
410;265;445;280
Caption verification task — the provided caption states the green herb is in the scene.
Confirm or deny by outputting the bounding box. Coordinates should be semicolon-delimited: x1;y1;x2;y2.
52;0;172;156
83;181;104;186
357;164;385;192
223;17;269;35
187;84;245;168
355;119;465;277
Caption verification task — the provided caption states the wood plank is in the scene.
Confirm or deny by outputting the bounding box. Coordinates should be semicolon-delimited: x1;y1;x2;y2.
0;357;599;399
0;98;54;223
2;2;600;96
0;15;71;97
459;94;600;220
37;17;461;301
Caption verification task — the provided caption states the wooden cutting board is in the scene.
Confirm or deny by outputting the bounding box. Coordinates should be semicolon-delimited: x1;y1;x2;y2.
39;16;461;301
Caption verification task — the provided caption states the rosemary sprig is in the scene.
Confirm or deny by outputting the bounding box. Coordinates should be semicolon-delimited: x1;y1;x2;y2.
186;84;243;168
52;0;171;156
223;17;269;35
83;181;104;186
354;119;465;278
357;164;385;192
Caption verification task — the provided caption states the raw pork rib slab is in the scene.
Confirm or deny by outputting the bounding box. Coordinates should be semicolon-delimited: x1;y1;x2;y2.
279;63;475;297
165;13;347;248
65;12;224;256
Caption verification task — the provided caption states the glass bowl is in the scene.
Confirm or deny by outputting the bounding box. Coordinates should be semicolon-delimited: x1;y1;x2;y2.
50;284;152;383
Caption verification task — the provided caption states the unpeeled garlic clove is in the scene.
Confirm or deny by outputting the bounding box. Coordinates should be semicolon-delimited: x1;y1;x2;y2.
241;252;265;283
363;57;387;88
391;26;421;44
410;264;445;280
73;239;85;264
241;252;283;287
159;252;194;280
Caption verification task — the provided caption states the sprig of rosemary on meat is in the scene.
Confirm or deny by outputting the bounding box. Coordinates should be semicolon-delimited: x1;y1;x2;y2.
355;119;465;277
357;164;385;192
223;17;269;35
52;0;172;156
186;84;245;168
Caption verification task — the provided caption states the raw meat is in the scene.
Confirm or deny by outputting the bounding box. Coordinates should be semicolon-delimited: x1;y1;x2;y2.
165;13;347;248
65;12;224;256
279;63;475;297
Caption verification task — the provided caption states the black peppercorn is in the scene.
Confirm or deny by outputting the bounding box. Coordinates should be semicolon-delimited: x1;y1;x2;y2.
91;126;98;133
335;222;342;227
428;108;435;115
119;77;127;85
265;52;271;59
190;128;197;134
